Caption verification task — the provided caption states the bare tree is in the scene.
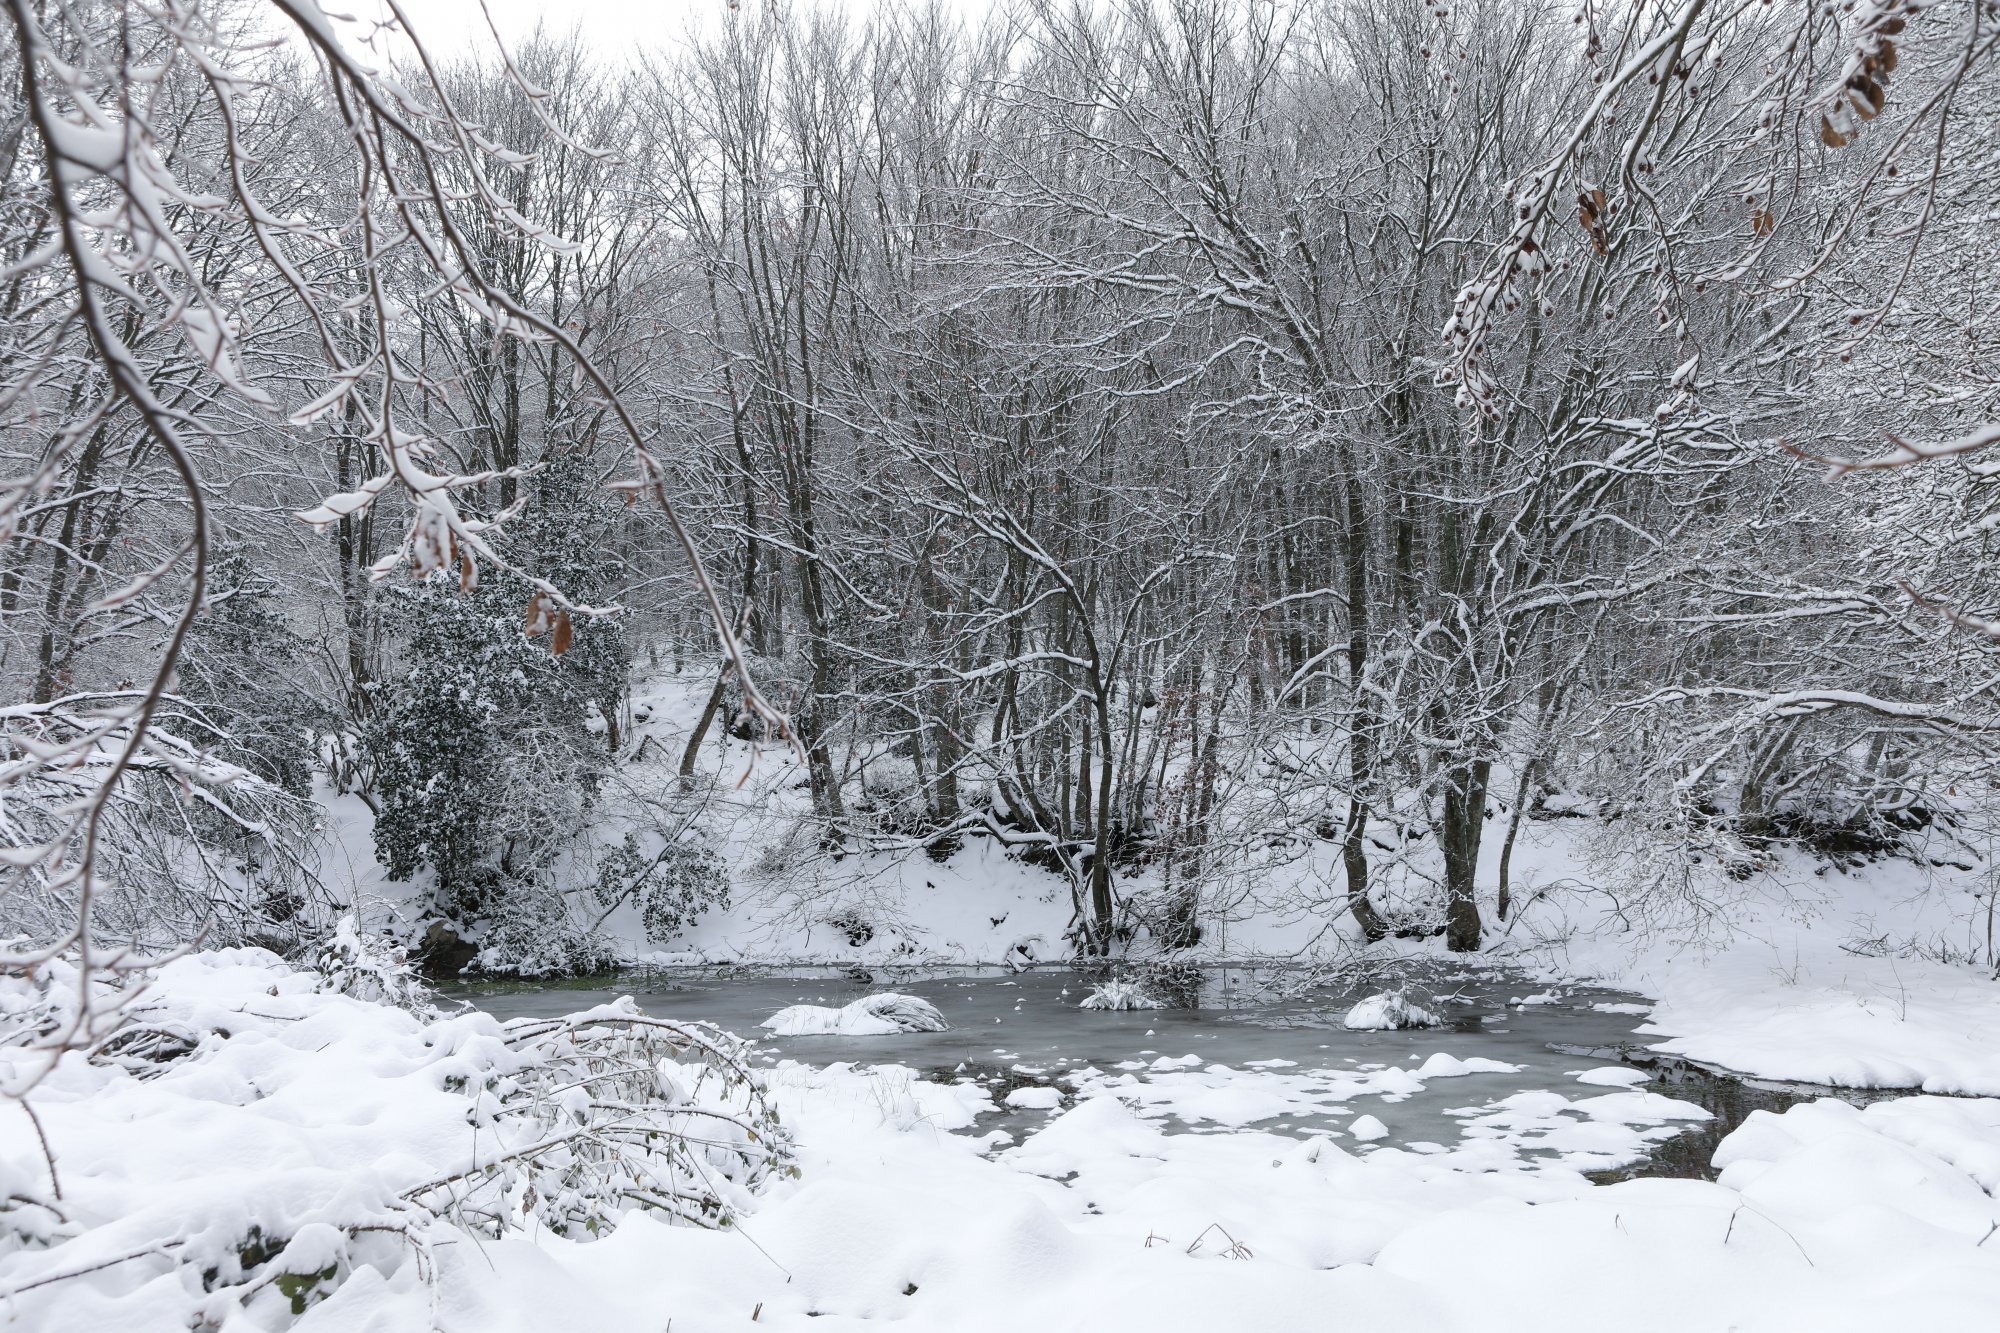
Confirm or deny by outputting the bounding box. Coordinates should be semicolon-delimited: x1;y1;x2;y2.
0;0;772;1077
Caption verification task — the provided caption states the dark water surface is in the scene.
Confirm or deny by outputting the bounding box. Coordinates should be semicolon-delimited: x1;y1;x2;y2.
446;966;1892;1175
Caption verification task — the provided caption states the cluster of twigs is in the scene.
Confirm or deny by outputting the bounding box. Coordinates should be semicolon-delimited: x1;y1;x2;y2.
407;1002;797;1239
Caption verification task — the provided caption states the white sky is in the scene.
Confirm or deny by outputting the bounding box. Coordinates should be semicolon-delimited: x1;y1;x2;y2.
394;0;700;51
390;0;709;55
389;0;960;58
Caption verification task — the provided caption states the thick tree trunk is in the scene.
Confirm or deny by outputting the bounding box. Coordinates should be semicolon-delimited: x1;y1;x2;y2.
1440;758;1491;952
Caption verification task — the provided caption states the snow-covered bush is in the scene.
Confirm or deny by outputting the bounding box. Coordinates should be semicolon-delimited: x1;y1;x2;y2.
312;915;433;1013
176;547;331;799
762;992;949;1036
822;905;877;947
363;570;616;929
0;951;794;1327
1342;988;1444;1031
472;885;625;977
594;833;731;945
415;998;795;1236
1079;980;1165;1011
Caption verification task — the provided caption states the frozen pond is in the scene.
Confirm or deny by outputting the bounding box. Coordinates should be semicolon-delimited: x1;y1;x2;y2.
448;965;1897;1177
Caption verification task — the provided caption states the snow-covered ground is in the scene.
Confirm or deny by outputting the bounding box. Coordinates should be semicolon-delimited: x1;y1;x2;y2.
107;669;1981;1330
6;946;2000;1331
1554;865;2000;1096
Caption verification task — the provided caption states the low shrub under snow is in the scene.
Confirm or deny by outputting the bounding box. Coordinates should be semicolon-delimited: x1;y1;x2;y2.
1343;989;1445;1030
1078;980;1166;1011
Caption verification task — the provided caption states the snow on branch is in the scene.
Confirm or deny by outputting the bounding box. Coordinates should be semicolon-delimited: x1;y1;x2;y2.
1789;422;2000;477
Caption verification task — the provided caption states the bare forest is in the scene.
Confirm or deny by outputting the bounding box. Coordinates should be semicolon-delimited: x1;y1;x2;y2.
6;5;2000;1327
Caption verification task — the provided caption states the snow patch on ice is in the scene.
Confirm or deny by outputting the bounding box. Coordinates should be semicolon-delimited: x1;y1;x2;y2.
1573;1066;1651;1088
1415;1052;1522;1078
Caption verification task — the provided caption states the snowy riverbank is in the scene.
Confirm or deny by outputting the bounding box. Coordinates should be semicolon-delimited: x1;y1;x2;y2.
314;664;2000;1105
5;946;2000;1331
92;711;1998;1331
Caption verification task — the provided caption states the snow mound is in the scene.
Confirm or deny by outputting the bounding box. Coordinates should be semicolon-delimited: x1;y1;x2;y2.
1343;989;1444;1030
1079;980;1165;1011
1348;1113;1390;1141
761;992;949;1036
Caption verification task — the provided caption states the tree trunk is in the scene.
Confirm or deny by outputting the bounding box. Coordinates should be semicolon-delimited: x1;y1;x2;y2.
1340;467;1389;942
1441;758;1491;952
680;666;730;790
1086;697;1118;953
1496;757;1536;922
